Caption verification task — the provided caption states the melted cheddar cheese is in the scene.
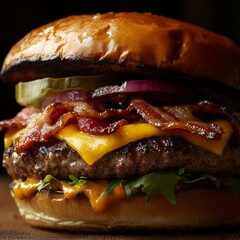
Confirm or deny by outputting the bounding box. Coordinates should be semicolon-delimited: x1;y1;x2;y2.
5;120;233;165
13;178;125;213
4;127;24;149
56;120;233;165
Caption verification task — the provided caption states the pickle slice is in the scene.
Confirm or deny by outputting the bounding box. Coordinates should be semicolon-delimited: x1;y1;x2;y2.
16;75;119;107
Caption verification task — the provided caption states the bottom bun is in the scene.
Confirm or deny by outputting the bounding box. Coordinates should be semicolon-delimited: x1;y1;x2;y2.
12;187;240;232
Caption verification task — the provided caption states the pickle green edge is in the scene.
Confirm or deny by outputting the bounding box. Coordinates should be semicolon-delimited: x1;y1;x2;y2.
15;75;119;108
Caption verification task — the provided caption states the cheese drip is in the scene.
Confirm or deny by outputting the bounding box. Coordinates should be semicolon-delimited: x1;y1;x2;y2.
13;178;125;213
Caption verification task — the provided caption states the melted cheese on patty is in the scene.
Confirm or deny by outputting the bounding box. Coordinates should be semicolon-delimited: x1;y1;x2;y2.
56;120;233;165
5;120;233;166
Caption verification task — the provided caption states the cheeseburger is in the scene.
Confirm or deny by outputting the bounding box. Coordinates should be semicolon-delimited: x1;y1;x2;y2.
1;12;240;232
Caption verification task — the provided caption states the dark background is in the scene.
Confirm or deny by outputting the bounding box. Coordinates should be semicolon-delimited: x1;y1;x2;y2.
0;0;240;173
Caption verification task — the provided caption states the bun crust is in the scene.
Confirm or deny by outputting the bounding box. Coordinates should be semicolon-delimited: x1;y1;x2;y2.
2;12;240;88
13;187;240;232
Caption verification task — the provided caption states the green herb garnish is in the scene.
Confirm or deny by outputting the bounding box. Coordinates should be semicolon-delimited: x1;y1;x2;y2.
100;179;123;198
68;175;87;186
37;174;56;191
128;170;180;205
37;170;240;206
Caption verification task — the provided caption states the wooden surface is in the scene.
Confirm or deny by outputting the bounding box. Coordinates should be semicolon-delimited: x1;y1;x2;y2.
1;174;240;240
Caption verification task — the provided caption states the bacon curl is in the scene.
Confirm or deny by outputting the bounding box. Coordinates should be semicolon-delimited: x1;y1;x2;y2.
0;99;239;153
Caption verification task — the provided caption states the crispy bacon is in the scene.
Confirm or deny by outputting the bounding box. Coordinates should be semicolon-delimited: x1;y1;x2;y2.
192;101;240;134
129;99;195;125
1;99;238;153
161;121;222;139
0;107;39;130
14;106;75;153
13;102;130;152
77;118;128;134
129;99;223;140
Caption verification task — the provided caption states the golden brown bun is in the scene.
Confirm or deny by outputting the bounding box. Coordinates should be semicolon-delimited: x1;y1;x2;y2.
1;12;240;88
13;187;240;232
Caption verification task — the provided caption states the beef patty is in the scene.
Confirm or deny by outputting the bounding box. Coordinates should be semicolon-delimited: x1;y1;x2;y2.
3;136;240;180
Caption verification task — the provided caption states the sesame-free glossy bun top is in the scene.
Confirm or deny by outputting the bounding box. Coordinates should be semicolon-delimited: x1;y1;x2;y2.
1;12;240;88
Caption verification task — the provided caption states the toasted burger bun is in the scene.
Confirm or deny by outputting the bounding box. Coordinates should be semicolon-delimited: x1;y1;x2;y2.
13;187;240;232
1;12;240;88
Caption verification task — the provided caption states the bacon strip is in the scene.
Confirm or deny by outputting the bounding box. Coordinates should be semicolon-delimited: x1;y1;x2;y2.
14;105;76;152
0;107;39;130
193;101;240;134
13;102;130;152
129;99;223;140
128;99;177;125
77;117;128;135
161;121;222;140
1;99;238;153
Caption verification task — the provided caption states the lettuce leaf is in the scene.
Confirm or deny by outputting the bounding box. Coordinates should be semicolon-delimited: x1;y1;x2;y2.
37;170;240;205
128;170;179;205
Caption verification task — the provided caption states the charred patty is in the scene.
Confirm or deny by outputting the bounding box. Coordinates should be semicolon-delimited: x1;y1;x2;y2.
3;136;240;180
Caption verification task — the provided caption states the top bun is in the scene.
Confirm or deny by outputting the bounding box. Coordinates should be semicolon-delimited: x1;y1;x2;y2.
1;12;240;88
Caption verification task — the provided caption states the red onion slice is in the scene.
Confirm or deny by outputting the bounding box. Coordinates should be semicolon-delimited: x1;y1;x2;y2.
92;79;195;104
42;90;90;109
123;80;188;93
95;80;192;96
42;80;195;108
